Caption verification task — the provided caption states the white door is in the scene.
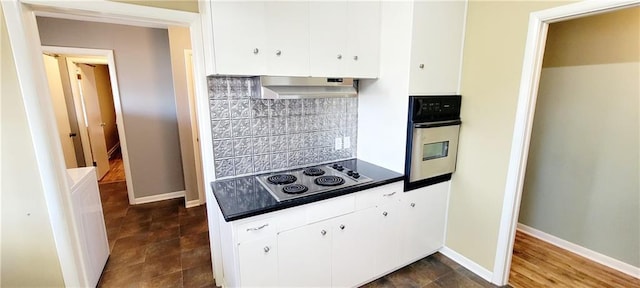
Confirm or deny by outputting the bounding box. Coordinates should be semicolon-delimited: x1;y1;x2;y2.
78;64;110;179
265;1;310;76
331;209;377;287
238;236;278;287
44;54;78;168
277;220;332;287
346;0;382;78
185;50;205;202
374;201;403;275
309;1;348;77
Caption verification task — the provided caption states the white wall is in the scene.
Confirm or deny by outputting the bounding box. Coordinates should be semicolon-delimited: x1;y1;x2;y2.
357;1;413;173
520;62;639;266
1;7;65;286
37;17;185;198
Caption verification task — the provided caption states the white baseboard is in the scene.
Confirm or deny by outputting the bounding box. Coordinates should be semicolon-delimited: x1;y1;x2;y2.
134;190;185;205
439;246;493;282
517;223;640;278
186;199;202;208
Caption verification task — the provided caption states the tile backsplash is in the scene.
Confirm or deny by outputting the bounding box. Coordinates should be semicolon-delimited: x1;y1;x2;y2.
208;76;358;178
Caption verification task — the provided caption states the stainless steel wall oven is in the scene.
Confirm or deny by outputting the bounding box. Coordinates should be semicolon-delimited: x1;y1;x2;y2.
404;95;462;191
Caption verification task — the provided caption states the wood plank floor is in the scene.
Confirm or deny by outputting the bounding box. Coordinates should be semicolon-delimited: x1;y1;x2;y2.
99;149;126;184
509;230;640;288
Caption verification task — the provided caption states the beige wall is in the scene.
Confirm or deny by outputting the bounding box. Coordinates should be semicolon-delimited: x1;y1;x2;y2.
519;7;640;267
446;0;576;271
94;64;119;153
1;7;65;286
37;17;186;198
543;7;640;67
110;0;198;13
168;26;198;201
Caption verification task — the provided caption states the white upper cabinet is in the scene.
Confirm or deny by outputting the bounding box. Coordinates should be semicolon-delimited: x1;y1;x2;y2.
309;1;381;78
211;1;267;75
210;1;381;78
409;0;466;95
265;1;310;76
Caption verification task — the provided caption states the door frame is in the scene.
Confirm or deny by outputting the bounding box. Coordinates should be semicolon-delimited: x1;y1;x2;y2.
492;0;639;285
184;49;206;206
43;46;136;202
1;1;213;286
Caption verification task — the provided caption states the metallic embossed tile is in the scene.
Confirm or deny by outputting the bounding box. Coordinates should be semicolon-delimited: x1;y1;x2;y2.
210;77;229;99
229;78;251;99
269;117;287;135
337;114;347;130
232;119;252;138
213;139;234;159
269;135;288;153
269;100;288;117
234;138;252;156
302;133;313;149
214;159;234;178
210;100;230;119
288;134;303;150
251;118;269;137
317;147;334;162
234;156;253;175
346;98;358;114
252;136;270;155
287;151;303;167
253;154;271;173
211;120;231;139
270;153;288;170
302;99;318;115
230;100;250;119
251;99;270;118
302;149;317;165
288;100;303;116
286;116;301;134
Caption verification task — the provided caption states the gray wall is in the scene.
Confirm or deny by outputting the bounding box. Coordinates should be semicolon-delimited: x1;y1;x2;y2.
37;17;185;198
519;9;640;266
2;8;65;286
208;77;358;178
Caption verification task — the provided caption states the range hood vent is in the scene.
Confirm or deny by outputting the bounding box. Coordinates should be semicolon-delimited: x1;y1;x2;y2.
254;76;357;99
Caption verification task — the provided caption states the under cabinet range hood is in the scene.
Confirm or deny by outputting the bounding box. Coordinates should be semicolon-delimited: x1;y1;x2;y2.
253;76;357;99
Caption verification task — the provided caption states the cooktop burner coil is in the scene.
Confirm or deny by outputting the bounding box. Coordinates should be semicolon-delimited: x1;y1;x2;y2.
267;174;297;185
303;167;325;176
314;175;345;186
282;184;309;194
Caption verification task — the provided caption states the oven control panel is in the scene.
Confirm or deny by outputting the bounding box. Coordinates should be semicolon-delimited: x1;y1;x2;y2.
410;95;461;122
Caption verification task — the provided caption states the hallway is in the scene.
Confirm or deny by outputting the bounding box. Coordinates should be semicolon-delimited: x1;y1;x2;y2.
97;181;214;287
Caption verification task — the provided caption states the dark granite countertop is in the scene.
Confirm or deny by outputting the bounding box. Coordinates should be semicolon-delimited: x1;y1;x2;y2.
211;159;404;222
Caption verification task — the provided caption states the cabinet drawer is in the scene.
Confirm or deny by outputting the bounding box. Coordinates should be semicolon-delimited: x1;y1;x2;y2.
306;195;355;224
237;219;276;243
355;182;403;209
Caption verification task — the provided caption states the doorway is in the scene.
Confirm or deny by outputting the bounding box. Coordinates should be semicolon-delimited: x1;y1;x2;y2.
42;46;135;204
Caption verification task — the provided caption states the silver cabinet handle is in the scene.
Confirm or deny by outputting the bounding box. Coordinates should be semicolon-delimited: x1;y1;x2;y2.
321;230;327;236
276;50;282;56
339;224;345;230
419;64;425;69
337;54;342;60
353;55;358;61
264;246;270;253
382;211;388;217
253;48;259;54
246;223;269;231
383;192;396;197
411;203;416;207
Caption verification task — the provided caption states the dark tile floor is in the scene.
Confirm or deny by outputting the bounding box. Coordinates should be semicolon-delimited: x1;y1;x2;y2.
361;253;505;288
96;181;502;288
97;181;214;288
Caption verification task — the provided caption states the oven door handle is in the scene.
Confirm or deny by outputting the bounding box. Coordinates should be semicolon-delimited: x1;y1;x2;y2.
414;119;461;129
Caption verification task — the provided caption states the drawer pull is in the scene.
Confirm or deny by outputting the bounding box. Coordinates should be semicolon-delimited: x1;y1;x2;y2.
411;203;416;207
321;230;327;236
246;223;269;232
264;246;270;253
383;211;388;217
383;192;396;197
339;224;345;230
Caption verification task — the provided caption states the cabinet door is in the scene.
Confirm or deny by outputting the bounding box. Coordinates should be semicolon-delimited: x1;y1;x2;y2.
211;1;267;75
309;1;348;77
331;209;377;287
265;1;310;76
277;221;332;287
238;236;278;287
408;0;466;94
373;201;403;275
400;182;449;264
346;0;381;78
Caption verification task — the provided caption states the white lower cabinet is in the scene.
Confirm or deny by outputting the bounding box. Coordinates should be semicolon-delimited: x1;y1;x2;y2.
238;236;278;287
222;182;450;287
278;220;332;287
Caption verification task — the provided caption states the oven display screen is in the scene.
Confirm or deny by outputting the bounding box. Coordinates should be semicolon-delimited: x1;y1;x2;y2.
423;141;449;161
